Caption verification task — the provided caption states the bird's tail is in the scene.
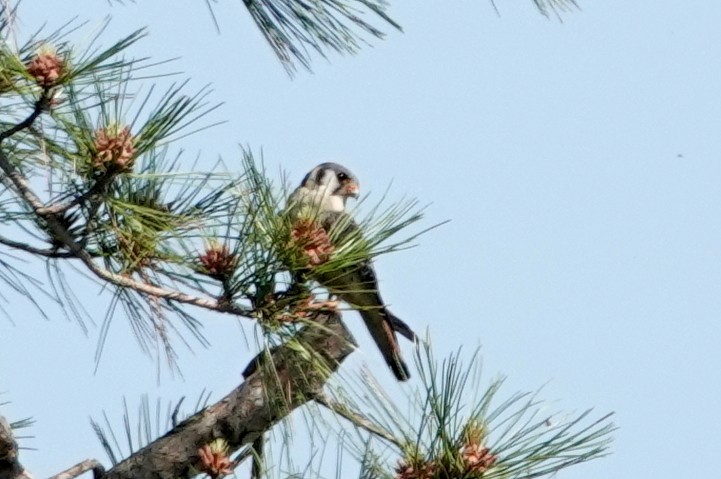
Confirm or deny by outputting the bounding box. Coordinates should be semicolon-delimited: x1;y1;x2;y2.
388;350;411;381
362;308;412;381
386;310;417;342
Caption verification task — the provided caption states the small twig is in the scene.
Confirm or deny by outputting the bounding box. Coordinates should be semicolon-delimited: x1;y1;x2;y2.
314;392;403;448
0;90;50;142
0;234;80;258
48;459;106;479
250;435;264;479
35;194;87;217
231;446;253;467
171;396;185;428
36;174;115;217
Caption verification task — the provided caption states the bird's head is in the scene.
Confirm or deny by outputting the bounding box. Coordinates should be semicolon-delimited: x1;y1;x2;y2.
300;162;359;212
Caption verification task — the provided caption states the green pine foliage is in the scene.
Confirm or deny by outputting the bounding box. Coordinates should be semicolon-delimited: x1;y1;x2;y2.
0;2;611;479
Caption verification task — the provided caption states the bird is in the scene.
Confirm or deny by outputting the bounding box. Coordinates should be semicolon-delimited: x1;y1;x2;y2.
286;162;416;381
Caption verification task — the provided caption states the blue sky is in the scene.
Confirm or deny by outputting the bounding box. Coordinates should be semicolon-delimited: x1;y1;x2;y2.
2;1;720;477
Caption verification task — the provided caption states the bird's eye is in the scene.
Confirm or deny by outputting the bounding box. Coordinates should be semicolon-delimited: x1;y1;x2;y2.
337;172;348;181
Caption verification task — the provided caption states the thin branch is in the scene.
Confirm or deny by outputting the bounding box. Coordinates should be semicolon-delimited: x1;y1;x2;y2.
314;392;403;448
250;435;263;479
0;91;51;142
0;147;253;318
0;234;80;258
171;397;185;428
36;175;113;216
48;459;106;479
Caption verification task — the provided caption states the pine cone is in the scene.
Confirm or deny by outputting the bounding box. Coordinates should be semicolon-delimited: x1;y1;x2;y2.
197;440;235;478
198;243;238;281
460;443;497;474
92;125;136;174
290;218;334;266
395;459;436;479
26;50;64;87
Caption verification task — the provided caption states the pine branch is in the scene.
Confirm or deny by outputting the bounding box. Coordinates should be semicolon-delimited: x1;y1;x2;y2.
235;0;581;72
314;392;402;448
0;234;79;257
35;173;116;216
99;310;355;479
533;0;579;19
342;344;616;479
48;459;105;479
0;89;51;142
0;146;253;318
241;0;401;73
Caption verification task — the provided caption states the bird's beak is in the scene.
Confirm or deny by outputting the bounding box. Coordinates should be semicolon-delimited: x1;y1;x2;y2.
343;180;359;198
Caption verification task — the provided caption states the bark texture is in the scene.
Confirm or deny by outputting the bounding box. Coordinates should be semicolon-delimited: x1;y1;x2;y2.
102;310;355;479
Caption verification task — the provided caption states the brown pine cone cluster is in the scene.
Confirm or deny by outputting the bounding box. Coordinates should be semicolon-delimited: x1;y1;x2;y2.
25;50;64;87
92;125;136;174
289;218;334;266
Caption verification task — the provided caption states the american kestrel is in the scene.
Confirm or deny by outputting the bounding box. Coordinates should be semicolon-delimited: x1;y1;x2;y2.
286;162;416;381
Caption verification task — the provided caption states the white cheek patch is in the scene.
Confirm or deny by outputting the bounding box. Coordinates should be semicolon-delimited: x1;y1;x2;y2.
325;194;346;213
295;185;338;211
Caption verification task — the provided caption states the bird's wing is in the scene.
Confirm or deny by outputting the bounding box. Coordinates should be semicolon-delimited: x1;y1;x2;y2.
316;211;415;381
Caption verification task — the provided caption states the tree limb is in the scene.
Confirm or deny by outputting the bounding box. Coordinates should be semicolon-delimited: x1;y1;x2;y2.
48;459;105;479
102;310;356;479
